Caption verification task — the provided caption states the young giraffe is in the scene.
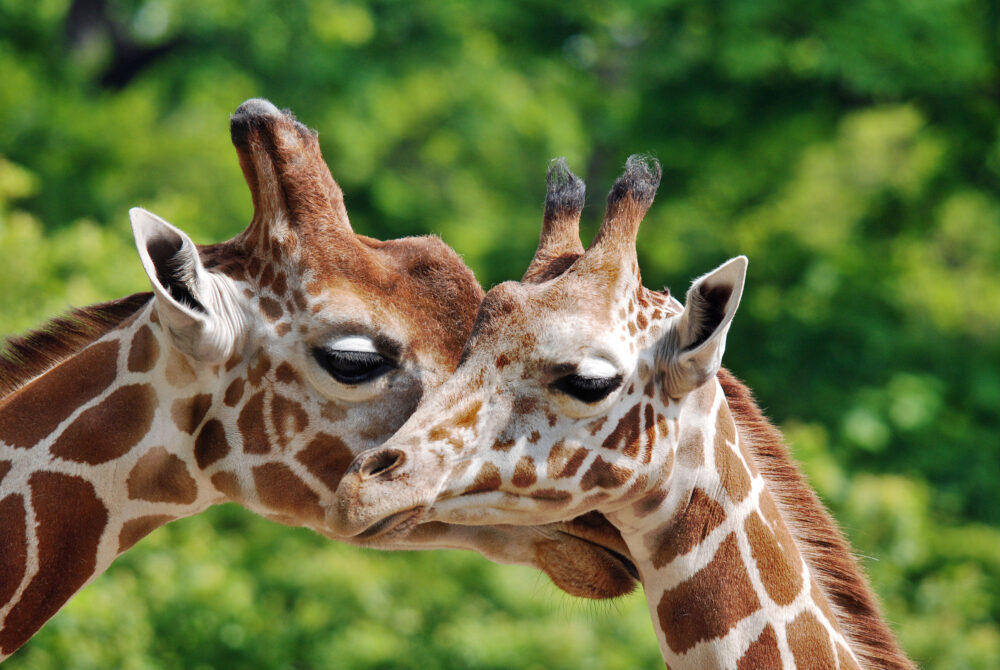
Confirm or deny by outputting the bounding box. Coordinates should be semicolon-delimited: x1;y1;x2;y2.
334;157;915;669
0;102;638;659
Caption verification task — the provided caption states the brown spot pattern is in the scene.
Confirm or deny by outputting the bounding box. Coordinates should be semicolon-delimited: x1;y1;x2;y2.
224;352;243;371
745;511;802;606
292;289;308;311
259;297;283;322
259;263;274;288
0;460;10;487
171;393;213;434
275;362;300;385
464;462;502;495
642;404;659;463
648;487;726;569
676;427;705;468
512;395;537;415
247;354;271;386
224;378;245;406
512;456;537;488
238;391;269;454
126;446;198;504
117;514;175;553
50;384;156;465
0;473;108;655
601;405;641;455
0;493;27;610
210;471;241;499
587;416;607;435
632;487;667;518
165;349;197;387
737;624;782;670
252;463;324;524
295;432;354;491
580;456;632;491
547;440;588;479
0;340;118;449
454;400;482;429
715;434;751;503
491;437;515;452
127;325;159;373
272;271;287;295
787;610;837;669
657;533;761;655
194;418;230;469
270;393;308;446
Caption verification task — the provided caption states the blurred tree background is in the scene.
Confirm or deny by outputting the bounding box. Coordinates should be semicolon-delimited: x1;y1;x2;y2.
1;0;998;667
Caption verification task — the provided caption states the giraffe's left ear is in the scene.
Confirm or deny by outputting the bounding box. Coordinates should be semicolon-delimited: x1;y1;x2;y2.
131;208;245;362
660;256;747;396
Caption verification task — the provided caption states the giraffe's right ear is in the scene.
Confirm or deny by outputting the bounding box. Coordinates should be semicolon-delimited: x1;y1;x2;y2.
660;256;747;396
130;208;244;362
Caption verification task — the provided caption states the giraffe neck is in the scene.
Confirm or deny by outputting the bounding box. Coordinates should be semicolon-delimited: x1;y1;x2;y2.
0;302;224;658
607;380;861;670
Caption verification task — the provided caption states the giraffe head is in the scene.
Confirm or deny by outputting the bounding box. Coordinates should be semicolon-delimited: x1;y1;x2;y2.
118;99;489;530
120;101;638;599
333;156;747;534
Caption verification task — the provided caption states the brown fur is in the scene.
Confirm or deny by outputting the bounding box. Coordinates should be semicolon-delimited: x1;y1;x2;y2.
718;368;914;670
737;624;782;669
0;473;107;655
0;293;152;400
656;532;760;654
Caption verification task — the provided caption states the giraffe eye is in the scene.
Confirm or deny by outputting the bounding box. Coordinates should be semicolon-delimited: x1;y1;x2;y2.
312;347;396;385
552;374;623;403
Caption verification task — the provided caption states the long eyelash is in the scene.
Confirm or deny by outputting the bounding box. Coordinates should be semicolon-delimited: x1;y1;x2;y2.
312;348;395;383
553;374;623;403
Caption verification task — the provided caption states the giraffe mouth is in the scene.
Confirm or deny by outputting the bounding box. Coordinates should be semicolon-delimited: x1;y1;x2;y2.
356;506;426;541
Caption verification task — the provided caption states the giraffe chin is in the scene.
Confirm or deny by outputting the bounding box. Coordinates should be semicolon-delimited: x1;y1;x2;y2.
534;533;639;599
539;512;640;599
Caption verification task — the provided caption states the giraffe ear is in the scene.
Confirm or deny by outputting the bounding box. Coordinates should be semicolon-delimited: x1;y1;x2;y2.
130;207;244;362
661;256;747;396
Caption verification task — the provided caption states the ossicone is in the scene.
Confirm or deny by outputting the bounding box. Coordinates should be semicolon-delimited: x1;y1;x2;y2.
523;157;586;283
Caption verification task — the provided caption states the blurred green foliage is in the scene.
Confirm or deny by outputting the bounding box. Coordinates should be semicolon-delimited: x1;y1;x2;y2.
1;0;999;667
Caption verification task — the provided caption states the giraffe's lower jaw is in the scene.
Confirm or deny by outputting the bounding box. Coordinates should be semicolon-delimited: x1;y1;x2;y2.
532;529;640;599
571;535;640;582
355;506;427;541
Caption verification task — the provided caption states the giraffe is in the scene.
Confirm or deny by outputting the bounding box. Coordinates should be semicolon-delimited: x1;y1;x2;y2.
0;101;639;660
333;156;916;669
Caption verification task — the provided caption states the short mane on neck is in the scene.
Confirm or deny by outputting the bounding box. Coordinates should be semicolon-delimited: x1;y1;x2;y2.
718;368;913;670
0;293;153;399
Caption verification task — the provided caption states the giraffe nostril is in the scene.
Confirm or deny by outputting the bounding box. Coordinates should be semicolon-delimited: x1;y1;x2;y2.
359;448;405;480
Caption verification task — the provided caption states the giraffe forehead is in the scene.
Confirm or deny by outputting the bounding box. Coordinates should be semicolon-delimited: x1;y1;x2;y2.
305;261;481;366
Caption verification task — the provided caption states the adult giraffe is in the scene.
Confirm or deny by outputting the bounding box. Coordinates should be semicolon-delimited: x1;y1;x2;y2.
0;102;638;660
335;157;915;669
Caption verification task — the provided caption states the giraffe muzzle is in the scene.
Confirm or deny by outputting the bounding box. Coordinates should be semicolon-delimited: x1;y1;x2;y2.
329;442;444;538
